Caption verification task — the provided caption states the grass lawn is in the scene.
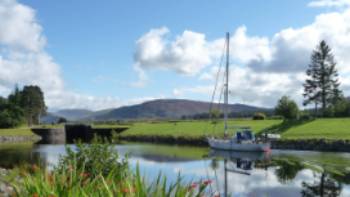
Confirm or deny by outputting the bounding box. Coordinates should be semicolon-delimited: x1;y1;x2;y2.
281;118;350;140
121;118;350;140
1;118;350;141
0;126;34;136
121;119;282;138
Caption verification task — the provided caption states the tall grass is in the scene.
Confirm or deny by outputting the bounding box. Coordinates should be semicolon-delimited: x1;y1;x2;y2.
10;139;213;196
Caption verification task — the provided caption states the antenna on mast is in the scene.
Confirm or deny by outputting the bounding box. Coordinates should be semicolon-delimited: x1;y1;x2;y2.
224;32;230;137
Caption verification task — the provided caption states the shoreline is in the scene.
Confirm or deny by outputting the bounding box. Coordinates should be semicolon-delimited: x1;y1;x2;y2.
1;133;350;153
117;135;350;152
0;135;40;144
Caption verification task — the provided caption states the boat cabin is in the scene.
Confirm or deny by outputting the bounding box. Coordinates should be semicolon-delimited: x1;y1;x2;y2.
235;128;255;142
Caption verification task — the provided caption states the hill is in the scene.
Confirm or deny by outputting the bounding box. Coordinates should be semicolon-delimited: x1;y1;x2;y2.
54;109;94;121
84;99;271;121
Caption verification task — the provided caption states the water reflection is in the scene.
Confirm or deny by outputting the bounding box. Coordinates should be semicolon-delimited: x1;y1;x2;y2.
0;143;350;196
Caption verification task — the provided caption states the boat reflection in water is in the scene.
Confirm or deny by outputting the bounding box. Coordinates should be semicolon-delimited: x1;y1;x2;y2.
208;150;271;197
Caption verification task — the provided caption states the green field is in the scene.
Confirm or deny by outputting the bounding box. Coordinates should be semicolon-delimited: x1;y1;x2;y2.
0;126;33;136
121;119;282;137
121;118;350;140
1;118;350;140
281;118;350;140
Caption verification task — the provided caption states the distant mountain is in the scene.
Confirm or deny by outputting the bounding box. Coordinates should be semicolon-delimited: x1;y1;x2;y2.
83;99;272;121
40;112;61;124
54;109;94;121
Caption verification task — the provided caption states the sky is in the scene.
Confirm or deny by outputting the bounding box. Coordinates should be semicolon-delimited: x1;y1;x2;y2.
1;0;350;111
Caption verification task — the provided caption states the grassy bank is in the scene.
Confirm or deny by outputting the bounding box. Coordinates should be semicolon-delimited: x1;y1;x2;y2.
119;118;350;140
281;118;350;140
0;127;33;136
121;119;282;138
1;118;350;141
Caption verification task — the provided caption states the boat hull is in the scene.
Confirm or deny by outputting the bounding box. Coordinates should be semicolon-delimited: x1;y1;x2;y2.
207;138;270;152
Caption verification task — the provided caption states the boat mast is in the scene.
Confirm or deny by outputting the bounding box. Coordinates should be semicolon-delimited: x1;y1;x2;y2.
224;32;230;137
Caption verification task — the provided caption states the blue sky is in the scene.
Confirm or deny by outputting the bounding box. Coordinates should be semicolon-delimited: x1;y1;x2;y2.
1;0;350;110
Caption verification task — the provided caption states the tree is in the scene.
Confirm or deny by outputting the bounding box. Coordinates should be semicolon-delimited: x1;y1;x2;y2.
275;96;299;120
57;117;68;124
20;85;47;126
303;40;342;117
210;109;221;124
332;97;350;117
252;112;266;120
8;84;22;105
0;97;24;128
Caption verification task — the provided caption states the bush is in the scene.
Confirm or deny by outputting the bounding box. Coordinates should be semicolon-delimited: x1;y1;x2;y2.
275;96;299;120
56;138;128;179
333;97;350;117
252;112;266;120
14;138;210;196
299;112;313;121
268;115;284;120
57;117;67;124
0;98;24;128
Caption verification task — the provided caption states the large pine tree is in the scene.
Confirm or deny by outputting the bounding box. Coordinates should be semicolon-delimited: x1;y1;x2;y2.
303;40;342;116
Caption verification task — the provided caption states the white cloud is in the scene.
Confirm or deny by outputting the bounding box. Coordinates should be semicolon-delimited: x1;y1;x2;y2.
158;5;350;107
308;0;350;8
133;27;213;81
0;0;123;110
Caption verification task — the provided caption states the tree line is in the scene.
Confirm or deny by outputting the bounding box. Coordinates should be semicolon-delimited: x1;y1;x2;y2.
0;85;46;128
275;40;350;120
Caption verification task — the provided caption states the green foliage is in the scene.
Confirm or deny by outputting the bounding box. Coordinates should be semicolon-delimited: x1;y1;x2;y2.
0;85;47;128
13;140;210;197
275;96;299;120
332;97;350;117
20;85;47;126
0;97;24;128
274;158;305;183
303;40;343;116
57;138;129;179
57;117;67;124
210;109;221;124
252;112;266;120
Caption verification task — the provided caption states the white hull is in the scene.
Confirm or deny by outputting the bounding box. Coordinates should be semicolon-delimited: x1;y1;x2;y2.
208;137;270;152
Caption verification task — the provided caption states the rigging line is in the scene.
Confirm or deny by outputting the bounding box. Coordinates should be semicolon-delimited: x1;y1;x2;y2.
208;40;226;118
204;38;226;135
212;82;225;133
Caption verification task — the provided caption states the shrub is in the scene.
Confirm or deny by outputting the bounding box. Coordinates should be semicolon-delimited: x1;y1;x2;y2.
268;115;284;120
299;112;313;121
14;139;210;196
275;96;299;120
56;138;128;179
252;112;266;120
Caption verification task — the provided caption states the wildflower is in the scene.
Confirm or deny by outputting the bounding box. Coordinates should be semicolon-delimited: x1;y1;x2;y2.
80;172;89;178
121;187;135;193
202;179;212;185
31;164;39;172
67;165;73;172
47;173;54;185
122;188;130;193
188;183;198;190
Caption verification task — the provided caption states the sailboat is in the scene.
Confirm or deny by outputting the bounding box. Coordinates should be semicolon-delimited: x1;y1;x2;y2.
207;32;271;152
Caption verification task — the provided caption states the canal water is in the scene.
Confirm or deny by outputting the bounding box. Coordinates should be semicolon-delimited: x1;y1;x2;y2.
1;142;350;197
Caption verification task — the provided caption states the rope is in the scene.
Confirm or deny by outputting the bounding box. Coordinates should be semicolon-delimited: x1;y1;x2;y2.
204;40;226;136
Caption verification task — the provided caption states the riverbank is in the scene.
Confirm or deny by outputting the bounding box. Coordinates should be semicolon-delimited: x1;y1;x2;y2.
0;168;14;197
117;135;350;152
0;135;40;143
119;118;350;140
